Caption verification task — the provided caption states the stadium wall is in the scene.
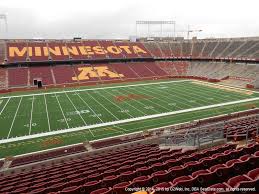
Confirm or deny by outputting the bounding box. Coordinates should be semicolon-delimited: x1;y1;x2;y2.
255;71;259;89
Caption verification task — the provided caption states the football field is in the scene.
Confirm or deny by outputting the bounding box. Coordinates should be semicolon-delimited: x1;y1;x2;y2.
0;79;259;157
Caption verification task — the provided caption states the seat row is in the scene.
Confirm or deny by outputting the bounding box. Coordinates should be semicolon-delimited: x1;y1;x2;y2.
0;143;250;193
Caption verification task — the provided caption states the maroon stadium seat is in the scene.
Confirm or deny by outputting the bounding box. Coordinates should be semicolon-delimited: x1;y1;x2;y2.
168;165;188;179
165;159;182;168
239;154;251;161
227;175;253;188
60;186;82;194
87;173;103;182
247;168;259;180
29;187;48;194
112;181;132;194
90;188;112;194
0;186;14;193
200;156;218;168
171;175;192;186
184;161;203;173
48;182;67;192
152;182;172;194
135;166;153;177
30;182;49;190
209;164;231;183
205;183;231;194
150;162;168;172
238;179;259;194
118;171;136;182
131;175;153;188
171;176;196;194
192;169;216;187
82;181;101;193
151;170;171;184
10;186;29;194
101;175;119;188
69;177;86;186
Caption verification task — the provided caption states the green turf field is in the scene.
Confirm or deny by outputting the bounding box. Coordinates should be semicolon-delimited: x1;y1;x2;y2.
0;79;259;157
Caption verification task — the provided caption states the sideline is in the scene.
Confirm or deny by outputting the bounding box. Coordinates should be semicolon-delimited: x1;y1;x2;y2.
0;80;190;99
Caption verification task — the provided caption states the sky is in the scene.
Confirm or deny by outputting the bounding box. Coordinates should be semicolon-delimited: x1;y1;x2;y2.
0;0;258;39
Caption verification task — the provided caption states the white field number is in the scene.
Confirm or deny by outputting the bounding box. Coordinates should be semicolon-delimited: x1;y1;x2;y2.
24;123;37;127
58;118;71;122
119;110;129;113
66;110;90;116
144;106;154;109
91;114;102;117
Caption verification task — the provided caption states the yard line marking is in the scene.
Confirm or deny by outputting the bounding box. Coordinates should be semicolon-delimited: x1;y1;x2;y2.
146;84;197;108
119;88;160;114
99;90;134;118
167;84;210;106
29;96;35;135
0;98;11;115
164;81;256;101
153;84;202;107
185;84;252;113
0;80;191;99
55;93;70;128
184;83;247;102
172;82;248;112
65;92;95;137
129;87;172;112
76;92;104;123
2;97;259;144
140;86;184;110
7;97;23;139
65;92;88;125
85;91;120;121
44;94;51;131
155;86;194;108
112;90;147;116
180;84;234;103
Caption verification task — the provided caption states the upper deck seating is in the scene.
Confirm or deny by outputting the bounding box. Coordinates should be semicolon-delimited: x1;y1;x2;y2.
191;41;205;57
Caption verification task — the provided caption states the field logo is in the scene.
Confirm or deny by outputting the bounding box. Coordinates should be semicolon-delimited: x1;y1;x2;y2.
41;137;63;148
73;66;124;81
115;94;152;103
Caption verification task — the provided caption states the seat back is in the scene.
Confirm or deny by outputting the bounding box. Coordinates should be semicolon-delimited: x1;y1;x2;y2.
90;188;112;194
247;168;259;180
227;175;252;188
